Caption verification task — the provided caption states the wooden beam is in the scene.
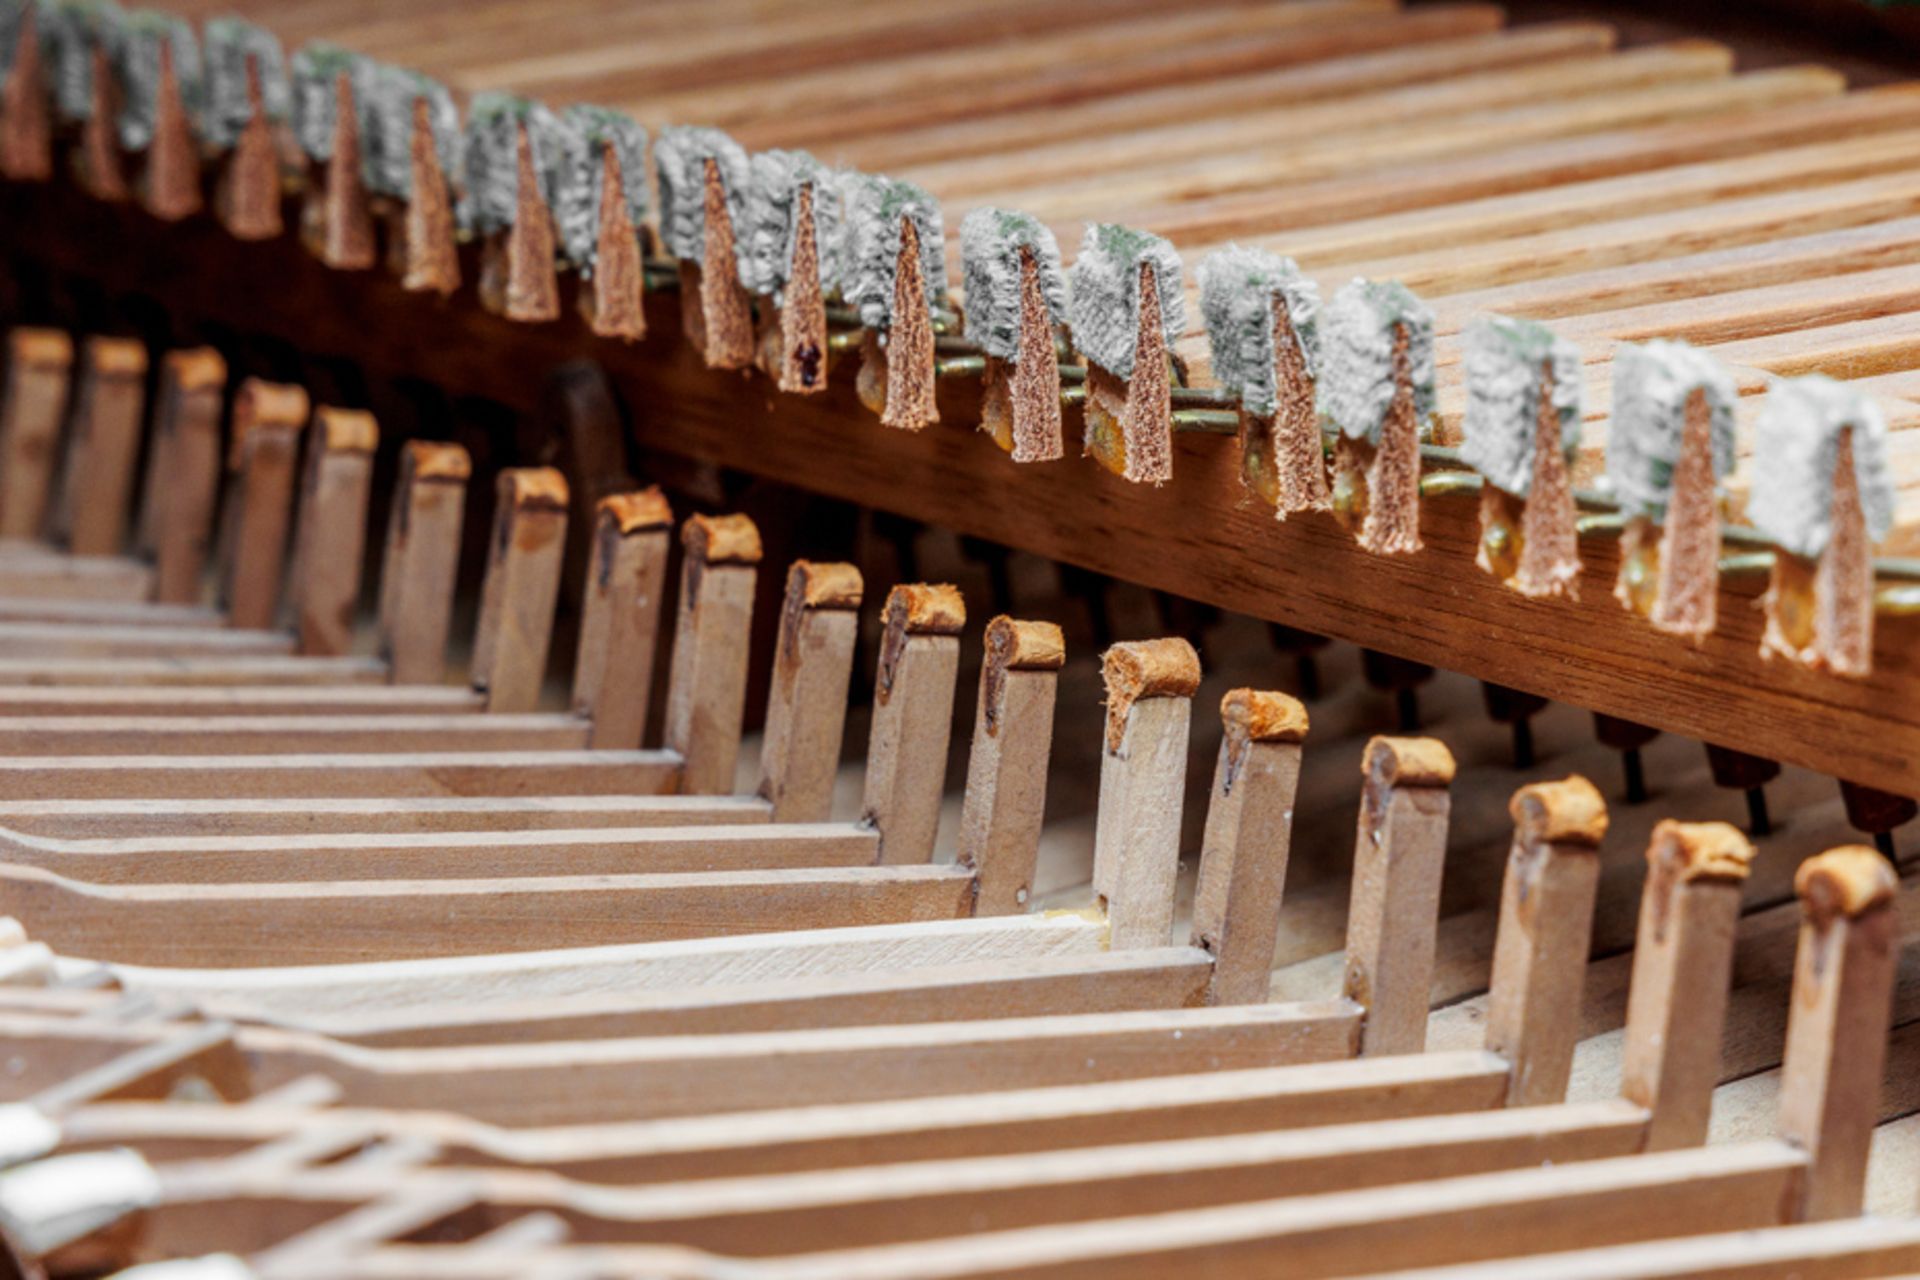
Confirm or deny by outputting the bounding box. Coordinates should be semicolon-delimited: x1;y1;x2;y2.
0;327;71;542
469;468;569;713
571;490;673;748
1093;638;1200;948
861;584;965;863
145;348;229;606
287;408;378;657
1343;736;1455;1055
663;513;760;794
219;379;308;632
956;617;1063;915
375;441;469;687
55;337;147;557
756;561;862;823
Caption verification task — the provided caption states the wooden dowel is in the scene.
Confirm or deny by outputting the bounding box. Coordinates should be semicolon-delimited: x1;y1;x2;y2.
288;409;377;658
583;143;644;338
956;616;1064;915
571;489;673;748
220;379;309;633
756;560;863;823
55;337;147;557
1093;637;1201;948
500;119;559;322
375;441;469;686
1618;819;1755;1150
307;69;375;269
1482;775;1607;1105
861;583;966;864
139;37;201;222
469;468;568;713
663;513;761;794
1191;688;1309;1004
400;96;459;295
0;328;73;542
1342;735;1455;1055
1776;846;1900;1222
144;349;227;606
217;53;283;241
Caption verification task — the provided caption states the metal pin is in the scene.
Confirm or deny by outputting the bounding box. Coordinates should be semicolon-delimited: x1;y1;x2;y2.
934;355;986;379
1576;512;1629;538
1419;470;1483;498
1718;551;1776;577
1171;408;1240;434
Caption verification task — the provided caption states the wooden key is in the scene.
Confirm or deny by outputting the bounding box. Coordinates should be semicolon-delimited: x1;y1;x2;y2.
0;328;73;542
1190;688;1309;1004
756;561;863;823
219;380;309;633
1483;776;1606;1104
144;349;228;606
1093;638;1201;947
1342;735;1454;1055
287;408;378;657
663;513;761;794
571;489;673;748
1618;820;1755;1150
54;337;147;558
861;584;965;863
468;468;568;713
956;617;1065;915
375;441;470;687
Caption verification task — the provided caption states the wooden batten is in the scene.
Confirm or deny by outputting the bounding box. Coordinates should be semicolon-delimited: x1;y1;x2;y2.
1191;689;1309;1004
757;560;863;823
304;70;374;270
79;48;127;202
1763;429;1876;677
399;97;458;295
1085;262;1172;485
581;143;643;339
663;512;761;793
216;54;282;241
287;408;377;658
56;336;148;557
682;157;754;369
957;616;1063;915
1094;637;1201;947
880;218;938;431
772;181;824;393
0;6;51;181
572;488;672;748
1335;324;1424;556
1483;776;1606;1104
1776;846;1900;1222
860;583;966;864
1647;387;1721;638
1343;734;1455;1055
1617;819;1755;1150
375;440;468;686
144;347;226;605
469;467;568;713
220;378;309;632
0;327;72;542
139;39;201;222
982;247;1064;463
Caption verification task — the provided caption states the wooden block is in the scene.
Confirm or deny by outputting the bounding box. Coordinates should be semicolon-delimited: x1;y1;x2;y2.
1191;688;1309;1004
143;349;227;606
1776;846;1901;1222
1618;820;1755;1150
55;337;148;557
219;380;309;633
861;583;965;863
0;328;73;542
571;489;672;748
1483;776;1607;1104
758;561;862;822
287;408;377;657
469;468;569;713
1093;638;1201;947
1343;735;1455;1055
376;441;470;686
663;513;761;794
957;617;1064;915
